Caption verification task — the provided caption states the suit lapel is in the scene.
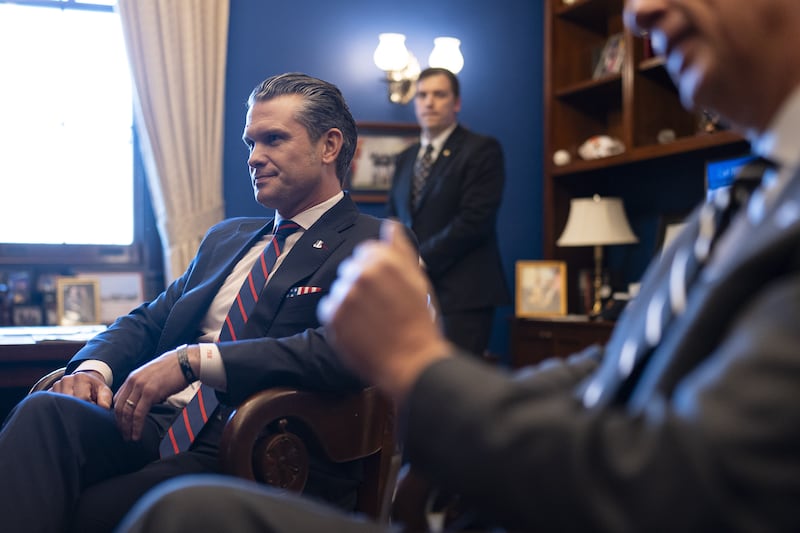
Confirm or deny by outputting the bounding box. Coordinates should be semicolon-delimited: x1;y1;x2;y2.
157;218;273;353
243;195;358;336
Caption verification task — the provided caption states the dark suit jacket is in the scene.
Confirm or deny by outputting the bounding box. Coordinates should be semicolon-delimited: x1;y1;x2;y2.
405;169;800;531
387;125;510;313
69;193;378;405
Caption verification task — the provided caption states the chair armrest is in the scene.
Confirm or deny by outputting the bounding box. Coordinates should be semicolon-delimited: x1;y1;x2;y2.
219;386;390;494
28;367;66;394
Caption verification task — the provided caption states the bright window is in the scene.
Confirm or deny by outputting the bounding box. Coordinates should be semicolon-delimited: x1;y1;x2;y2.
0;0;134;246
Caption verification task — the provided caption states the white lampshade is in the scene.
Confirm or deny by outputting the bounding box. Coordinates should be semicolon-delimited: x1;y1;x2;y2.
557;195;638;247
374;33;411;72
428;36;464;74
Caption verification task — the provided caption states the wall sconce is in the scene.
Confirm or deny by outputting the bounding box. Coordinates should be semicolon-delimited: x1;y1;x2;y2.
556;195;638;318
373;33;464;104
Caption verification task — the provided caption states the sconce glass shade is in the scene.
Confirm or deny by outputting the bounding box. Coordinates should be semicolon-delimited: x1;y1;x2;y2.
556;195;638;247
428;36;464;74
373;33;410;72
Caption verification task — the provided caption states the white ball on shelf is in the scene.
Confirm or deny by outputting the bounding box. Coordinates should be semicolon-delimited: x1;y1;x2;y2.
553;149;571;166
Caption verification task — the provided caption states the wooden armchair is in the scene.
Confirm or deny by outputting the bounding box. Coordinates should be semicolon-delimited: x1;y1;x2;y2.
29;368;399;522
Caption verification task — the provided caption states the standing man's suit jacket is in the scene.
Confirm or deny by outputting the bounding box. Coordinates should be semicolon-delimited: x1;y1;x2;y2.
405;169;800;531
68;194;377;406
387;125;510;313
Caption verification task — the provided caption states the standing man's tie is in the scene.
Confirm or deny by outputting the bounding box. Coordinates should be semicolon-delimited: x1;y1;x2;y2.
411;144;435;208
159;219;302;457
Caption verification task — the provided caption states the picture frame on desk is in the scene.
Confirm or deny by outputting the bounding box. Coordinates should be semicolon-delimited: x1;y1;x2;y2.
346;122;418;203
12;304;43;326
75;271;145;325
56;277;100;326
515;260;567;318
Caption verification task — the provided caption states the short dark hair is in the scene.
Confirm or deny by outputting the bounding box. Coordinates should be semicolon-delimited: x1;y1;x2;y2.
417;67;460;99
247;73;357;184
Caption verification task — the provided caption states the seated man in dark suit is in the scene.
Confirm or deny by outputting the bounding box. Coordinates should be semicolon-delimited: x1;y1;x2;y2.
0;72;386;533
115;0;800;531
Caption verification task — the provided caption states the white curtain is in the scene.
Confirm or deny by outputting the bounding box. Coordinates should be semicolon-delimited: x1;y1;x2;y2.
116;0;230;282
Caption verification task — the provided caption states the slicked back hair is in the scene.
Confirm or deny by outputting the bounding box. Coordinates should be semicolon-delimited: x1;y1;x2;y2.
248;73;357;184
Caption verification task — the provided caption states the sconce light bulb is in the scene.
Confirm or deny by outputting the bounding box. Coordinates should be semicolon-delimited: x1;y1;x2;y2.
428;36;464;74
373;33;410;72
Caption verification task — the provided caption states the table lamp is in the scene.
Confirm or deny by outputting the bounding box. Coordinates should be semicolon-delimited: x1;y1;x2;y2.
556;194;638;317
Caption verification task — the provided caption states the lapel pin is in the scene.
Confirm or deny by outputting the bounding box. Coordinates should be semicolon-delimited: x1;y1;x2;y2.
313;240;325;249
442;149;451;157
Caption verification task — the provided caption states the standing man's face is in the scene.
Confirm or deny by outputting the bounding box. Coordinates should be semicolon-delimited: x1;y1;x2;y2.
414;73;461;139
243;94;342;219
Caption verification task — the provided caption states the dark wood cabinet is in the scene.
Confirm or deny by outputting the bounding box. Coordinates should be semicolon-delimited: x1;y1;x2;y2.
510;317;614;368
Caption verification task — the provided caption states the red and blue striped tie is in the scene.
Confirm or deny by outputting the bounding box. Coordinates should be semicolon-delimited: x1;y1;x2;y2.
160;219;301;457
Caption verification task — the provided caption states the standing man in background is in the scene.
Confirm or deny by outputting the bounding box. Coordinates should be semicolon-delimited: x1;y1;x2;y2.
387;67;510;357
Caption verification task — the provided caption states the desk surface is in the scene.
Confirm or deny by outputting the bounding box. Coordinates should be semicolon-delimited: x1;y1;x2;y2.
0;325;106;345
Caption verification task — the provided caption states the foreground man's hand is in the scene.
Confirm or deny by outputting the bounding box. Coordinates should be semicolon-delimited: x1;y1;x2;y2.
318;220;451;403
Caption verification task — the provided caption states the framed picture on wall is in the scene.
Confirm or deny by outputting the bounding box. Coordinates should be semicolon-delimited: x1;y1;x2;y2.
515;260;568;317
346;122;419;203
56;277;101;326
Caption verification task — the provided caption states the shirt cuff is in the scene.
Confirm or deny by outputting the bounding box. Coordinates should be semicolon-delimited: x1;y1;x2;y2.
198;342;227;392
74;360;113;386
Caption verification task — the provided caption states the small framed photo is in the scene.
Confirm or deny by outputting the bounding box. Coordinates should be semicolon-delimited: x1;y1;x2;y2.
592;33;625;79
515;260;567;317
56;277;101;326
346;122;419;203
12;304;43;326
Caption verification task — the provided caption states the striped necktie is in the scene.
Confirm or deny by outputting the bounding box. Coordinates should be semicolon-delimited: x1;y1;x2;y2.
411;144;434;208
159;219;301;457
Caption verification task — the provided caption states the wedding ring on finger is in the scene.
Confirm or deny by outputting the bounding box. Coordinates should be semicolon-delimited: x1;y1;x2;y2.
125;399;136;408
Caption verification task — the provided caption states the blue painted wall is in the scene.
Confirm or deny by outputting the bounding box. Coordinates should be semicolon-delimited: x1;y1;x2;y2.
222;0;544;360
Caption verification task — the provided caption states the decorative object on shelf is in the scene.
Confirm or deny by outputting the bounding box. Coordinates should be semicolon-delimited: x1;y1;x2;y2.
515;260;567;318
698;109;727;133
553;149;571;166
556;195;638;318
577;135;625;160
373;33;464;104
592;32;625;79
657;128;676;144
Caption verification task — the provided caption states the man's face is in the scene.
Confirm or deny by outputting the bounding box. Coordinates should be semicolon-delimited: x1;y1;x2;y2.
243;95;336;218
414;73;461;138
623;0;800;131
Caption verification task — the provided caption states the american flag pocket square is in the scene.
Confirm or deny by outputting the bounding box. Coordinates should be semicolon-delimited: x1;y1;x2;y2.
286;286;323;298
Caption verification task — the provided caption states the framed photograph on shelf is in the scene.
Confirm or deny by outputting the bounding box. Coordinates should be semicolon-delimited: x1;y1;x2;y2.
56;277;100;326
515;260;567;318
346;122;419;203
592;33;625;79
